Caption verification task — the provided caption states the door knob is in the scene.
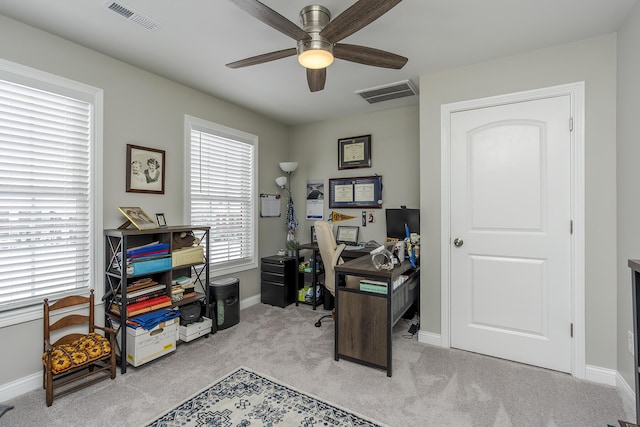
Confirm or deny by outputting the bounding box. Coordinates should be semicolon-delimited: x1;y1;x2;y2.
453;238;464;247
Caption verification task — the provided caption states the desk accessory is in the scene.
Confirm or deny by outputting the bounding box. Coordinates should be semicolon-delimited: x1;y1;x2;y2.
371;245;394;270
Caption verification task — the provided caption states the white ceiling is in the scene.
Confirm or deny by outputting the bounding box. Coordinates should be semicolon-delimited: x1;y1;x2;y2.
0;0;635;125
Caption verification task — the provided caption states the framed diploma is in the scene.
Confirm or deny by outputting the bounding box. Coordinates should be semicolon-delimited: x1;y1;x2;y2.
338;134;371;170
329;175;382;209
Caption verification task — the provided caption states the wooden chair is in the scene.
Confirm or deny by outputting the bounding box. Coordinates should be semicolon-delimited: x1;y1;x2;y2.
42;289;116;406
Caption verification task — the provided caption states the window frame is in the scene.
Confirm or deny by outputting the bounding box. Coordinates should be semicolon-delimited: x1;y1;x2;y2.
0;59;103;327
184;115;258;276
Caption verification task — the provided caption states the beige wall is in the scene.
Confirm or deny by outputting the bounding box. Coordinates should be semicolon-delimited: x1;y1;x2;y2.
617;2;640;392
0;15;289;387
419;34;618;369
288;105;420;244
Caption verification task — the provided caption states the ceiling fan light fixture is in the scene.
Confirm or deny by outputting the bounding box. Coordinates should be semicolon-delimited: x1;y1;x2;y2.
297;5;333;70
298;48;334;69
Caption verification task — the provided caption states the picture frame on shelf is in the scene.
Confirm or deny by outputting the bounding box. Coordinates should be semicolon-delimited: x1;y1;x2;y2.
311;225;317;243
126;144;165;194
118;206;158;230
338;134;371;170
156;213;167;228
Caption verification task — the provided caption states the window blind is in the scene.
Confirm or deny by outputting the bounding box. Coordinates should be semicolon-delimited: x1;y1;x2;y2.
190;128;255;271
0;79;91;310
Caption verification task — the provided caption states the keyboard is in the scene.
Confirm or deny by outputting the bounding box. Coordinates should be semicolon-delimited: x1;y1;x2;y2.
344;244;365;251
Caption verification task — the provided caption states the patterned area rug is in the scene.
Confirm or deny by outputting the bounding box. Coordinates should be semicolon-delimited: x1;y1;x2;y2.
146;367;386;427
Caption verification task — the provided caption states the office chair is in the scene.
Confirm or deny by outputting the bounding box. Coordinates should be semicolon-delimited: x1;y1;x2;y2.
313;220;358;327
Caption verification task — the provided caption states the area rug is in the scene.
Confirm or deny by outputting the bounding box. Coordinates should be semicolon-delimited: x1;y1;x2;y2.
146;367;386;427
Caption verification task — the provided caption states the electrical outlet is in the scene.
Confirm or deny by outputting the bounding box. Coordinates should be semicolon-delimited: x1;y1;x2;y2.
629;330;635;355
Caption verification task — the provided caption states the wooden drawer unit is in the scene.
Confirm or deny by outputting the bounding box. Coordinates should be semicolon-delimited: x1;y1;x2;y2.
260;255;300;308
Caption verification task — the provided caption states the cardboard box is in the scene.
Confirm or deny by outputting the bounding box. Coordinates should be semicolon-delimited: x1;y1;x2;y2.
172;246;204;267
179;316;213;342
117;317;178;367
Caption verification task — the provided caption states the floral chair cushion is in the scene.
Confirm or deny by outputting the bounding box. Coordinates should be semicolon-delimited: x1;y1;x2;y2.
42;332;111;375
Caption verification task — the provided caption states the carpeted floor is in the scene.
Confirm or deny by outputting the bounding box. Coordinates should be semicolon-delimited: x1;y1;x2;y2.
2;302;634;426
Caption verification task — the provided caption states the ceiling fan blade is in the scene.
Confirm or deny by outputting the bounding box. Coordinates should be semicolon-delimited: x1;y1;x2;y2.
229;0;309;41
334;44;407;69
226;48;297;69
320;0;402;43
307;68;326;92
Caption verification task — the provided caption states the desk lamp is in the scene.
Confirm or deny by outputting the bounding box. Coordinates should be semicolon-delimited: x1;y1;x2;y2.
276;162;298;250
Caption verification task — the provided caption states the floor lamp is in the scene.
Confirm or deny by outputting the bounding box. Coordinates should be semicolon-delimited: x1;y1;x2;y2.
276;162;298;253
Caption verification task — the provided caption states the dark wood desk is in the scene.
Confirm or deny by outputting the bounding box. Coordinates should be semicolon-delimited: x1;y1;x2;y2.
295;242;372;309
334;256;419;377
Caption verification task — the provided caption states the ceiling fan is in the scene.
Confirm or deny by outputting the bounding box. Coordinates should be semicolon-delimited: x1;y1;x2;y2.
226;0;408;92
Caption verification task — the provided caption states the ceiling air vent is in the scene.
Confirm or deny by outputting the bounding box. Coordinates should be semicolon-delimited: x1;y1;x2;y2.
355;80;419;104
104;1;160;30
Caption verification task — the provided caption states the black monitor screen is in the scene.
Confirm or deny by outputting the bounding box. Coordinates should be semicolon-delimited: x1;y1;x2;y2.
385;208;420;239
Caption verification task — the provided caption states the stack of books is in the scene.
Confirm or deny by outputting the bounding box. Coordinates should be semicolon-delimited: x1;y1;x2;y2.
111;277;171;317
171;276;196;299
359;279;388;294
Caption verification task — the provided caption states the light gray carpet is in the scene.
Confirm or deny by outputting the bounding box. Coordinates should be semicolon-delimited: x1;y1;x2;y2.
3;303;633;426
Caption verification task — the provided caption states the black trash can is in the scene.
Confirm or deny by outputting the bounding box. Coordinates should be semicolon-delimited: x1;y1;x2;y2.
209;278;240;330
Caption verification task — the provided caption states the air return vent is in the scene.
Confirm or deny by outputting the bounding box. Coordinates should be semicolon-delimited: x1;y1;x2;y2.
355;80;418;104
104;1;160;30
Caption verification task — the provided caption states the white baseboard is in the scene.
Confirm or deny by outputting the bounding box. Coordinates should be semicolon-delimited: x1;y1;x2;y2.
418;330;442;346
616;370;636;418
1;295;262;402
585;364;617;386
240;294;260;311
0;371;41;402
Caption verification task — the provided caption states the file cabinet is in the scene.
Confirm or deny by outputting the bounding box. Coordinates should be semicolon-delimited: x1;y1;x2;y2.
260;255;300;307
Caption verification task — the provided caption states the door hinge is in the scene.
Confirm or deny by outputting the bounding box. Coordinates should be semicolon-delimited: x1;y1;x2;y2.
570;323;574;337
570;220;573;234
569;117;574;131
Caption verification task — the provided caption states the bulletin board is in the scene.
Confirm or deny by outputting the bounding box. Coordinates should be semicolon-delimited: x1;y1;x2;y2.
328;175;382;209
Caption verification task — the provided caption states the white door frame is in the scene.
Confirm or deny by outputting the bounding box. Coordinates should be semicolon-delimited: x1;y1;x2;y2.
440;82;586;378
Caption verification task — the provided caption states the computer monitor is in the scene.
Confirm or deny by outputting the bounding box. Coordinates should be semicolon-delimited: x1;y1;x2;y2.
335;226;359;245
385;208;420;239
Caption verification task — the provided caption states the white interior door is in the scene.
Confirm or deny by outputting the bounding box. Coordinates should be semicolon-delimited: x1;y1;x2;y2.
449;95;572;373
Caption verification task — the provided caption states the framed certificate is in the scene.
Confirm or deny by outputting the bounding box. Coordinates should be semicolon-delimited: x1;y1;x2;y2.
338;135;371;170
329;176;382;209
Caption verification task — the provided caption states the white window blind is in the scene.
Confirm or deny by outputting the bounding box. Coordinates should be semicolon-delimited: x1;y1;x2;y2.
0;78;92;311
188;121;257;273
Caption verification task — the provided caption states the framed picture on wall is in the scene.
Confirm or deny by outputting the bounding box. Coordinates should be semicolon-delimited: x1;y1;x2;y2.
126;144;165;194
338;135;371;170
329;175;382;209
